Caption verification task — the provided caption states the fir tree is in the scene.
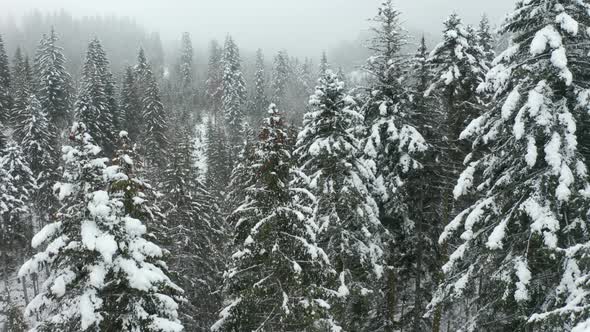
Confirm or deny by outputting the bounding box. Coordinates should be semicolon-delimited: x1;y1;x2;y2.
178;32;194;98
213;104;338;332
426;13;487;237
319;51;329;76
296;71;387;331
206;40;224;117
0;34;11;128
19;94;60;216
221;36;246;152
142;64;169;178
270;50;289;110
74;39;116;155
0;143;35;252
248;48;268;127
361;2;430;329
119;66;143;143
433;1;590;331
161;124;225;330
205;117;232;200
19;123;184;331
33;28;73;131
11;48;33;133
477;15;496;66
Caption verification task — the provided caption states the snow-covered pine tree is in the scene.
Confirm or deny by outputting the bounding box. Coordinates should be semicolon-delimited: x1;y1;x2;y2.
178;32;194;101
19;123;184;331
477;15;496;66
206;40;224;117
119;66;143;144
205;117;232;200
160;123;224;330
319;51;329;76
433;1;590;331
221;35;246;153
10;48;33;134
93;39;120;136
33;28;73;131
296;70;387;331
213;104;337;332
270;50;289;110
0;143;35;253
0;34;11;129
248;48;268;127
74;39;116;155
19;94;60;218
360;2;430;329
142;62;169;180
426;13;487;238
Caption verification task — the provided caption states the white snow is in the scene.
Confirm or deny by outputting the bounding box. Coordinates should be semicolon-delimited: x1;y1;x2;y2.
556;12;579;35
514;257;531;302
525;136;538;168
521;198;559;248
502;87;521;120
486;218;508;250
31;221;62;248
530;25;562;55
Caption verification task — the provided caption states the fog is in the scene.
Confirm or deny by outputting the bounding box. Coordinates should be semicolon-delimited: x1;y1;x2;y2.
1;0;516;57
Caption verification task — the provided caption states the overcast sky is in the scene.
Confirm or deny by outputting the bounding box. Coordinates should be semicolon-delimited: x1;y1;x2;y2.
1;0;517;56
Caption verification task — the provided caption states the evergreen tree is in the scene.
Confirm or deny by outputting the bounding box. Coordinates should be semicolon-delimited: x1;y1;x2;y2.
74;39;116;155
361;2;430;329
296;71;386;331
19;123;184;331
33;28;72;131
142;64;169;178
178;32;194;99
0;34;11;128
0;143;35;253
205;118;232;199
206;40;224;117
432;1;590;331
11;48;33;134
319;51;329;76
213;104;338;332
161;124;225;330
119;66;143;143
270;50;289;110
19;94;60;217
477;15;496;66
221;36;246;151
248;48;268;127
426;13;487;238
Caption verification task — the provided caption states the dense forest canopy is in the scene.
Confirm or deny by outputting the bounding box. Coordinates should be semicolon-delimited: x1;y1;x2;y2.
1;0;590;331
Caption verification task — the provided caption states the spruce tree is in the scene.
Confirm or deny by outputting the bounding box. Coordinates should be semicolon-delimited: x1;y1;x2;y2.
11;48;33;134
426;13;487;238
248;48;268;127
178;32;194;100
477;15;496;66
0;34;11;128
0;143;35;253
161;124;224;330
361;2;430;329
19;123;184;331
74;39;116;155
221;35;246;152
433;1;590;331
270;50;289;110
296;71;386;331
205;118;232;199
213;104;337;332
206;40;224;117
119;66;143;143
33;28;72;131
319;51;329;76
142;64;169;178
19;94;60;217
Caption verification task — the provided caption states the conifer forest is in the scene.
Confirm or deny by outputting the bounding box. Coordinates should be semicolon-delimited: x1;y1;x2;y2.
3;0;590;331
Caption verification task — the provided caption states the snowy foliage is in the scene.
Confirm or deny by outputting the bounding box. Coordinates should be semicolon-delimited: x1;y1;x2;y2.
433;1;590;330
296;71;386;330
19;123;184;331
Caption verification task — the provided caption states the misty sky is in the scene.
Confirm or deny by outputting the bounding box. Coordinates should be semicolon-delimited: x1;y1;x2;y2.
1;0;517;56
